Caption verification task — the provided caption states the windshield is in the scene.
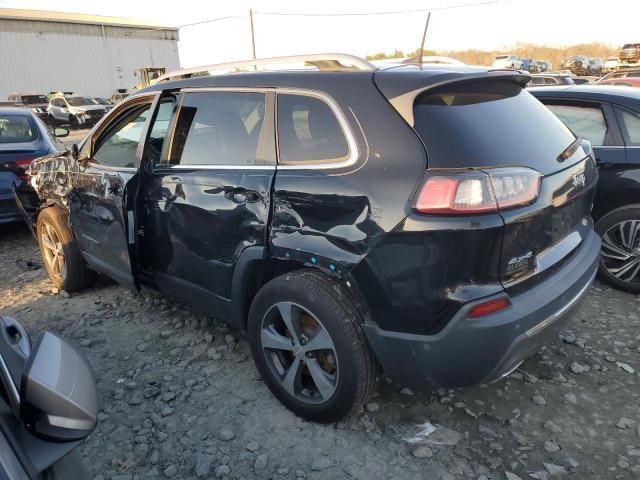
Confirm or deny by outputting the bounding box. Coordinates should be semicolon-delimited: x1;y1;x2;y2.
67;96;97;106
94;98;110;105
21;95;48;105
495;55;508;60
0;115;37;143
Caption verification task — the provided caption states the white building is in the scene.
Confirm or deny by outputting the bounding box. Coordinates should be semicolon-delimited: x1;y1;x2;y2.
0;8;180;99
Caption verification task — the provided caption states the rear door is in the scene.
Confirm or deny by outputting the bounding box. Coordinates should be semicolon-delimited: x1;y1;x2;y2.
70;93;158;289
540;99;627;221
140;88;276;318
614;106;640;165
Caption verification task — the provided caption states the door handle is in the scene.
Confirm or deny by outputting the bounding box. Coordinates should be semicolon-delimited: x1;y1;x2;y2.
230;189;260;204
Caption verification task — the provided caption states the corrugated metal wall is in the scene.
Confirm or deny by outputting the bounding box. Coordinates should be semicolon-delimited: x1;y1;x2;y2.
0;20;180;99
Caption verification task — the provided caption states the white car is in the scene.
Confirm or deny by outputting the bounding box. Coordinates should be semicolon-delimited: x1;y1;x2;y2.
492;54;522;70
603;57;619;73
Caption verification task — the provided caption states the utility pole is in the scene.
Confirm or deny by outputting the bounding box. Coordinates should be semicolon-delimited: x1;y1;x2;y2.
249;8;257;70
419;11;431;64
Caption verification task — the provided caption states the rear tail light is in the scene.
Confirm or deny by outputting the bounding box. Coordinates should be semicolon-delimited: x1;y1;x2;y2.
468;297;510;318
14;159;33;182
415;167;541;215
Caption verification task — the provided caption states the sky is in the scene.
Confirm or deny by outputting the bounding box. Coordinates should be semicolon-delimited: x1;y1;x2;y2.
1;0;639;67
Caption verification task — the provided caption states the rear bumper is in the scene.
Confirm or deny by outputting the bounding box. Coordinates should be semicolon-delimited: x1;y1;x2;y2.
363;230;600;388
0;194;22;224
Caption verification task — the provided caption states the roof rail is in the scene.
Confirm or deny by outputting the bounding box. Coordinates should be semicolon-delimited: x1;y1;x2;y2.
155;53;376;83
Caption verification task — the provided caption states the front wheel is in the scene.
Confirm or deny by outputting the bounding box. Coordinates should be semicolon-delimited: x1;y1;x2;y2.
36;207;96;292
248;270;378;423
595;205;640;293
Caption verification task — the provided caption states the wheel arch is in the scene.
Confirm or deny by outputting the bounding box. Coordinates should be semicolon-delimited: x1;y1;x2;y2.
229;247;371;331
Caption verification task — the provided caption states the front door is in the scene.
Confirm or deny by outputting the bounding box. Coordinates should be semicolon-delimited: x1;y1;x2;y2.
140;89;276;319
70;94;157;289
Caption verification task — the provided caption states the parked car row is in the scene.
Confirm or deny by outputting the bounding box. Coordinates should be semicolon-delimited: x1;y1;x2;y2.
4;55;640;423
492;54;551;72
559;55;604;76
5;91;130;129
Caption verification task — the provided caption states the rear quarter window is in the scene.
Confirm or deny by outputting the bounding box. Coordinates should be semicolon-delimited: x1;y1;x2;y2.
277;94;349;165
618;109;640;145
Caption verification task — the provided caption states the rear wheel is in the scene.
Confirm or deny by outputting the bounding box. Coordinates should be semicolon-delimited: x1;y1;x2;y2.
595;205;640;293
36;207;96;292
248;270;377;423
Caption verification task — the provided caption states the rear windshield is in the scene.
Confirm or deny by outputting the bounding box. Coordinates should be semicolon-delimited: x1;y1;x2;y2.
0;115;37;143
68;96;97;106
495;55;508;60
412;80;578;174
21;95;48;105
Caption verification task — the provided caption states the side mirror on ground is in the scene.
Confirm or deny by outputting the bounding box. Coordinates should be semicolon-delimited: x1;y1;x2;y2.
53;127;69;138
20;332;97;442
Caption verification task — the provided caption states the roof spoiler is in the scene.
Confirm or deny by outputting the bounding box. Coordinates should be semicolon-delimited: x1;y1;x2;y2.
377;70;531;127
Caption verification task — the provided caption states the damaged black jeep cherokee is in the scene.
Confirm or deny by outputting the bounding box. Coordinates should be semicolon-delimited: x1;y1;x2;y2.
15;54;601;422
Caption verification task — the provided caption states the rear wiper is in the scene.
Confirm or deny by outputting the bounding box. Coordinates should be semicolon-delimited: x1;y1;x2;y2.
557;137;590;163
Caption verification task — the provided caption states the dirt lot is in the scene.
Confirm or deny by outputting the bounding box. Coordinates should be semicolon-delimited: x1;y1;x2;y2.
2;132;640;479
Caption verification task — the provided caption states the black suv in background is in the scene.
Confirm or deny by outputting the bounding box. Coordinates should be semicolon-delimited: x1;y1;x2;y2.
16;54;600;422
531;85;640;293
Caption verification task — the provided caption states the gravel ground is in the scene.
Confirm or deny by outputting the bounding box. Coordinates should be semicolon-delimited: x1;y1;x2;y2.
3;140;640;479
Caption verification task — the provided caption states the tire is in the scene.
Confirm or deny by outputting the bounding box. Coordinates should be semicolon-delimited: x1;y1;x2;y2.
41;450;90;480
48;114;56;126
595;205;640;293
69;115;79;130
248;269;378;423
36;207;96;292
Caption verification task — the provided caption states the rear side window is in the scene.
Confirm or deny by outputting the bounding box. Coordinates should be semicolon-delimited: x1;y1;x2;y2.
0;115;37;143
412;81;577;173
545;105;608;146
277;94;349;165
618;109;640;145
168;91;265;166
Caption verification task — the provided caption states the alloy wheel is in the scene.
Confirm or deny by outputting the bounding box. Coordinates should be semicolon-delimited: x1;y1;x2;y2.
260;302;338;404
600;220;640;285
41;222;66;283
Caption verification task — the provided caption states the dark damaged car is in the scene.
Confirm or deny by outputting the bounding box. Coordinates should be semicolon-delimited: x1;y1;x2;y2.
1;107;67;225
15;55;601;422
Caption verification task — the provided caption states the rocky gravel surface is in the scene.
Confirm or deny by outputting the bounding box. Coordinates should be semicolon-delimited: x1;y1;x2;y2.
1;221;640;480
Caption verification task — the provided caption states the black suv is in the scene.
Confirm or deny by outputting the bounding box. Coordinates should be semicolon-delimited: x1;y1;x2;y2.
16;54;601;422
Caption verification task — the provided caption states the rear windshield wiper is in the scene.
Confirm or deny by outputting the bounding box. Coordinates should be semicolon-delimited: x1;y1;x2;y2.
557;137;590;163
